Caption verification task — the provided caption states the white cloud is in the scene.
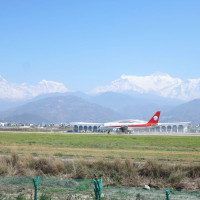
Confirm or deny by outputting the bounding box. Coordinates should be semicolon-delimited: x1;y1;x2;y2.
91;72;200;100
0;75;69;99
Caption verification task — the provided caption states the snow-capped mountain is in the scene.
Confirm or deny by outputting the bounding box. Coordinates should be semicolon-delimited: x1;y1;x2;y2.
91;72;200;101
1;73;200;101
0;75;69;100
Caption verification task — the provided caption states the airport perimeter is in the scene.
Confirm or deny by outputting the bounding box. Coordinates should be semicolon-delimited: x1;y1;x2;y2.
0;132;199;199
0;176;200;200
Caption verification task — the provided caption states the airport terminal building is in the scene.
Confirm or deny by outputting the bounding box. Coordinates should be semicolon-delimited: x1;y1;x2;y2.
69;121;192;133
69;122;102;133
139;122;191;133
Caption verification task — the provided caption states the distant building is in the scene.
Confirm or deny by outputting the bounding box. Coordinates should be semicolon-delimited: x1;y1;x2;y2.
138;122;191;133
69;122;103;132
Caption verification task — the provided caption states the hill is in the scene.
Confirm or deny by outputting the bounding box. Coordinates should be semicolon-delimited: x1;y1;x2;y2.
1;93;200;124
89;92;182;120
161;99;200;124
0;95;122;124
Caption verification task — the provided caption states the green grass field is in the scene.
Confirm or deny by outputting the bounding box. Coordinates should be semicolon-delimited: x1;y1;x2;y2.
0;132;199;162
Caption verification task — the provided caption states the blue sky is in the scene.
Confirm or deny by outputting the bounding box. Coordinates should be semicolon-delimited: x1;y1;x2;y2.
0;0;200;91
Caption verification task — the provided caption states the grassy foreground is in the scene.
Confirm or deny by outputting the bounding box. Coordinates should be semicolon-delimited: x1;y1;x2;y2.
0;132;199;162
0;153;199;190
0;132;199;190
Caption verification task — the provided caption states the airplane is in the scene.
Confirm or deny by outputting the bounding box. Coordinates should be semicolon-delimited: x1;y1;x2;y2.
100;111;161;133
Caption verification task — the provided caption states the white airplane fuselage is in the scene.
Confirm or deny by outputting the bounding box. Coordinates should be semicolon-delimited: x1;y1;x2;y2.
100;111;161;132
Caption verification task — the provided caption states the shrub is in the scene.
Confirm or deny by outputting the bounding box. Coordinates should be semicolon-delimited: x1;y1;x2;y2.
11;152;19;166
26;157;65;175
0;164;7;175
187;165;200;178
71;161;87;179
167;170;186;184
39;194;51;200
111;170;120;182
16;194;26;200
139;159;171;178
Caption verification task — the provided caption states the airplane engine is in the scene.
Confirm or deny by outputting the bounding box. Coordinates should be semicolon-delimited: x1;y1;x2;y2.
120;126;128;133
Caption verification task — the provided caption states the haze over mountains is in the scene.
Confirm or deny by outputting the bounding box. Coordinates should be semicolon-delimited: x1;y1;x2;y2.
0;73;200;124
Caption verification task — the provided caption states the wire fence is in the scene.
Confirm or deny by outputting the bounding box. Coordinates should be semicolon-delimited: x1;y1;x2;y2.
0;176;199;200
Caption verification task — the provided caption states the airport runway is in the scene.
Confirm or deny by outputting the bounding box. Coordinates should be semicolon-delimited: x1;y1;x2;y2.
107;132;200;136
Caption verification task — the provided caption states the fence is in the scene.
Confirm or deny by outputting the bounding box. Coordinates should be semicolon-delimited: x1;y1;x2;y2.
0;176;199;200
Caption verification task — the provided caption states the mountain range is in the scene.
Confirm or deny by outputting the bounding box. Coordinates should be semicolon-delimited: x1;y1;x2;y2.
0;95;122;124
1;73;200;101
0;75;68;100
92;72;200;101
0;73;200;124
0;92;199;124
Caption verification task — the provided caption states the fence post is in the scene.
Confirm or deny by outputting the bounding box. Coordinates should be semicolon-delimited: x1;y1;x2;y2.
33;176;40;200
94;178;103;200
166;189;170;200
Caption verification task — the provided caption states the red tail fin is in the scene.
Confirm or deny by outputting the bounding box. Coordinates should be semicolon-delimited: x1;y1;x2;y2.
147;111;161;126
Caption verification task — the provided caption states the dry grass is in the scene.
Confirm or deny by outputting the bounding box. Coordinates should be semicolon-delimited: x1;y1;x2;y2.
0;153;199;190
1;144;199;164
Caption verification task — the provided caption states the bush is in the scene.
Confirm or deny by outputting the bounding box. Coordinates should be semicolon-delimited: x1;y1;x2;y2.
16;194;26;200
168;170;186;184
0;165;7;175
27;157;65;175
11;152;19;166
187;165;200;178
40;194;51;200
139;159;171;178
0;154;199;189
